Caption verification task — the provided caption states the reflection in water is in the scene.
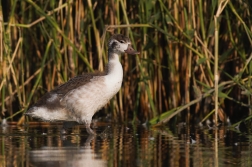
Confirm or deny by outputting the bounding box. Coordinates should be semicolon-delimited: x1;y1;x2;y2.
0;122;252;167
29;135;106;167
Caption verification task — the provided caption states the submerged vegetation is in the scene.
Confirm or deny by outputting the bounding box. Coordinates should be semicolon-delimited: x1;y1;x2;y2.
0;0;252;127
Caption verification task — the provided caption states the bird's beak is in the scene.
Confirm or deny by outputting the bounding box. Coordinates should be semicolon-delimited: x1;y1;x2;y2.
124;44;140;55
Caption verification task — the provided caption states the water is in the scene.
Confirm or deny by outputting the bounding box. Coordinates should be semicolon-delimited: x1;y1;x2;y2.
0;122;252;167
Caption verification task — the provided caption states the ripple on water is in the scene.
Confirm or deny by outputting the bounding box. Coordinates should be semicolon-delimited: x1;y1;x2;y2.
0;122;252;167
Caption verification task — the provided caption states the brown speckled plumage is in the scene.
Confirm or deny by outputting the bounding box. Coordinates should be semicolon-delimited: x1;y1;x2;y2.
26;72;106;111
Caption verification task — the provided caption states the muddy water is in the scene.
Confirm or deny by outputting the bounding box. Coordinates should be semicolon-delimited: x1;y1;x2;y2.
0;122;251;167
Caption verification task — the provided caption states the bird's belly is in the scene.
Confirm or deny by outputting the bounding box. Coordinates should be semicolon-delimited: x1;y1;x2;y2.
62;77;122;122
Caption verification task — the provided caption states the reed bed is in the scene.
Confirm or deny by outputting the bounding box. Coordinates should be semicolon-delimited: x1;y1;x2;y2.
0;0;252;127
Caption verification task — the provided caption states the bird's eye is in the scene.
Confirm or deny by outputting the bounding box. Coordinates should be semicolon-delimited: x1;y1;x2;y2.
119;40;125;43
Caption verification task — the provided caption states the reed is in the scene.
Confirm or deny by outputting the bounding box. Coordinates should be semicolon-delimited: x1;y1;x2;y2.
0;0;252;127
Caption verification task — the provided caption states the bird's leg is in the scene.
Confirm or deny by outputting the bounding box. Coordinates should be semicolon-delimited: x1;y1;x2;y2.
84;120;96;135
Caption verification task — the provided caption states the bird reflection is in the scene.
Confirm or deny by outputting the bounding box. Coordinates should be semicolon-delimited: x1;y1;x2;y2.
28;135;106;167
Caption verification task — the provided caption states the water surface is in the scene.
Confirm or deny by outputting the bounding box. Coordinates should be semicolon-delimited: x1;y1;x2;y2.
0;122;252;167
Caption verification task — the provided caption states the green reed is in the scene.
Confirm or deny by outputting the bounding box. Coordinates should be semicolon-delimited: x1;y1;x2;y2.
0;0;252;127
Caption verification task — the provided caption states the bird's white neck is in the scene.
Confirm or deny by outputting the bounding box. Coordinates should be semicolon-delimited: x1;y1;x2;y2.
105;52;123;96
107;52;122;74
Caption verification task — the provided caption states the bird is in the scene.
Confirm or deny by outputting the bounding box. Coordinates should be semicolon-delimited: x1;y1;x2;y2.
25;34;140;135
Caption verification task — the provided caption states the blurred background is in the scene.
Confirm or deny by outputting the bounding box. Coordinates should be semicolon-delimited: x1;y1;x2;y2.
0;0;252;128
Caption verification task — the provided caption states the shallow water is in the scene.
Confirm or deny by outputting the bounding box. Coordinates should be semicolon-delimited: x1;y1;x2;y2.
0;122;252;167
